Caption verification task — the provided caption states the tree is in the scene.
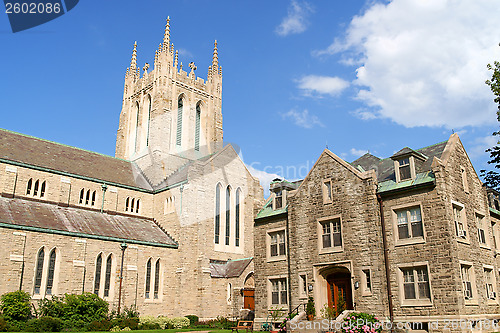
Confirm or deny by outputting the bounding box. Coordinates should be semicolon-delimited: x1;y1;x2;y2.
480;57;500;190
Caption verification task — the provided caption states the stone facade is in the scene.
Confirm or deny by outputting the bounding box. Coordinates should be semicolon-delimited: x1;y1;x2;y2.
0;17;263;320
254;134;500;332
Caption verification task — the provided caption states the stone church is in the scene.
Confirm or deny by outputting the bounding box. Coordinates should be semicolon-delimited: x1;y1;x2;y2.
0;18;262;319
254;134;500;332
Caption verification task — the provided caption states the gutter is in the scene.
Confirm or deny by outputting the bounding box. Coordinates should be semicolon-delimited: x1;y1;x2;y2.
377;179;435;197
377;194;394;331
0;222;178;249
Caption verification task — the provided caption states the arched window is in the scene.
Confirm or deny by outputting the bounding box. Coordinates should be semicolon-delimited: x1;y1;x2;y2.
134;102;140;153
227;283;232;304
131;199;135;212
176;97;183;146
94;254;102;295
235;188;241;247
33;180;39;196
34;248;44;295
146;95;152;147
215;184;221;244
145;258;151;299
26;179;33;195
85;190;90;205
195;103;201;151
136;199;140;213
125;197;130;212
91;191;96;206
40;181;46;198
104;255;112;297
46;249;56;295
154;259;160;299
79;189;84;204
225;186;231;246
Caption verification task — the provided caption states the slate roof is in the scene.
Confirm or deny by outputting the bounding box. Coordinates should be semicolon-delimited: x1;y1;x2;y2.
0;129;152;190
210;258;253;278
0;196;177;248
352;140;448;183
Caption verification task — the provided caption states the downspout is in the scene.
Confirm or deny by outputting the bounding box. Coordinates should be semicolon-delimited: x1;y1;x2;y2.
17;232;27;290
117;242;127;315
285;211;292;314
101;183;108;213
377;194;394;331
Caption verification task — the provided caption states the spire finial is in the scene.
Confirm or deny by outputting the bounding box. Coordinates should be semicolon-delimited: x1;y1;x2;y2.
130;41;137;71
212;40;218;70
174;50;178;68
163;16;170;52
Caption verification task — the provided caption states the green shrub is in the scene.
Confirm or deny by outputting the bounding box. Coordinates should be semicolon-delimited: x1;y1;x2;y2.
24;318;39;332
137;322;160;330
110;317;139;330
169;317;190;329
0;317;8;332
62;293;109;323
0;290;32;322
5;320;25;332
38;296;65;319
38;316;62;332
185;315;199;326
86;319;111;332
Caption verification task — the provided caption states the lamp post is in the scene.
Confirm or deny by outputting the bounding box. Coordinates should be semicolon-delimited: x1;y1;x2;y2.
117;242;127;315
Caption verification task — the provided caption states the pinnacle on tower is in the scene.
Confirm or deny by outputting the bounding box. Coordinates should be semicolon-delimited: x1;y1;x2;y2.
130;41;137;72
163;16;170;52
212;40;218;70
174;50;178;68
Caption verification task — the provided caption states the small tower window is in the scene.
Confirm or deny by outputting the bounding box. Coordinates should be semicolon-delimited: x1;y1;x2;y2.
26;179;33;195
125;197;130;212
176;97;183;146
79;189;85;204
33;180;39;196
195;103;201;151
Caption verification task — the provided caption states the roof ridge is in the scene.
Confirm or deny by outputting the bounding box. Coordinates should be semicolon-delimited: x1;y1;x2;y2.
0;128;130;163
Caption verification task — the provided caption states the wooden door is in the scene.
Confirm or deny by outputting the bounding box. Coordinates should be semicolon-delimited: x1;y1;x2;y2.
243;289;255;310
327;275;353;313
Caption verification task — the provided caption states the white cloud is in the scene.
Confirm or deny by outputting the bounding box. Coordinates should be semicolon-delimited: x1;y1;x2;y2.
350;148;369;157
276;0;314;36
281;109;324;128
246;164;282;197
318;0;500;128
350;107;378;120
469;134;498;159
177;48;193;59
297;75;350;97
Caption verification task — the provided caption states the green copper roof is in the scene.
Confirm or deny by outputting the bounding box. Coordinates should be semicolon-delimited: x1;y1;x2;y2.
378;171;435;194
490;207;500;217
255;199;288;220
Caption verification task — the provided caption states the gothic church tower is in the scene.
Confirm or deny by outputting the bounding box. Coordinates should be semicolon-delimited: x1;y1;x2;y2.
115;17;223;162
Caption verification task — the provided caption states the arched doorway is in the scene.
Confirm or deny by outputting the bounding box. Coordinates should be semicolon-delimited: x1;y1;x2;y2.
242;272;255;311
326;271;353;311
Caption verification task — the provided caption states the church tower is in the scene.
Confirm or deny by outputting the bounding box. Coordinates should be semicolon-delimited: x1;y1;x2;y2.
115;17;223;161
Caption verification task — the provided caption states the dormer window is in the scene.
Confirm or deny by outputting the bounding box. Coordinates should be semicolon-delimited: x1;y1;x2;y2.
398;158;411;181
275;190;283;209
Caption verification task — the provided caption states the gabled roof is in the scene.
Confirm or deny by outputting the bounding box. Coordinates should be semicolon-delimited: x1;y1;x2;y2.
0;129;152;191
390;147;427;160
210;258;253;278
352;140;448;183
0;196;177;248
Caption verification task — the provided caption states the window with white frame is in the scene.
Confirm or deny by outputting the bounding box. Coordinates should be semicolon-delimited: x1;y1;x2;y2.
398;158;411;181
396;206;423;240
453;204;467;239
269;230;286;257
461;264;473;300
270;278;287;305
125;197;140;214
79;189;97;207
145;258;161;299
477;214;486;245
401;266;430;301
484;267;496;300
321;218;342;249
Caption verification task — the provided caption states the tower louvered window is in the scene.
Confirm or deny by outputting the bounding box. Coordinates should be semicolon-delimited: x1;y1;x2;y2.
146;95;152;146
195;104;201;151
176;98;183;146
225;186;231;246
215;184;221;244
235;189;240;247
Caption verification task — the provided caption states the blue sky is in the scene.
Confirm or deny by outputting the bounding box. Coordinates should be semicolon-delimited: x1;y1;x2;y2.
1;0;499;192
